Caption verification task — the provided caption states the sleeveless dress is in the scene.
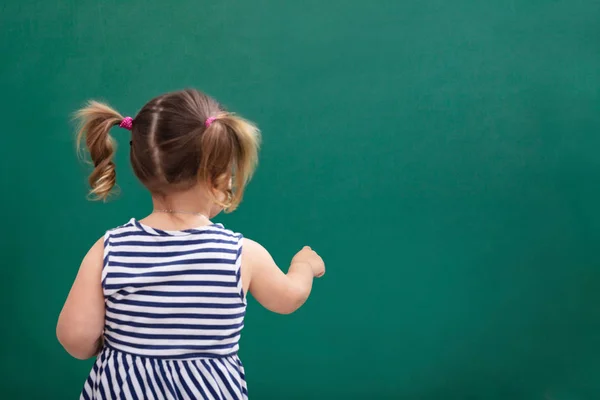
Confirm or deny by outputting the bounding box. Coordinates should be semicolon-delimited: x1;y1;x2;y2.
81;218;248;400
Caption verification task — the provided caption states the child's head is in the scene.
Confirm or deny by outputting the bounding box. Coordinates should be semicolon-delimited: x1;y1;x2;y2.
75;89;260;212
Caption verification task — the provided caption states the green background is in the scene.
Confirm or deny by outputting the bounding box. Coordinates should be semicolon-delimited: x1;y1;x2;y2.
1;0;599;398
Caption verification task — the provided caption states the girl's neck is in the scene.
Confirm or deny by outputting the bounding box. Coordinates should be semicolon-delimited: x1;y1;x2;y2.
141;186;215;231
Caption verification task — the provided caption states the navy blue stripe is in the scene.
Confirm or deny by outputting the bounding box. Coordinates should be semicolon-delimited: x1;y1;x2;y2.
182;361;209;398
111;238;239;247
110;230;144;239
140;358;159;400
102;236;110;287
157;350;241;360
178;361;198;399
106;305;245;320
114;351;125;396
224;359;245;395
226;358;245;381
236;240;245;302
224;358;245;398
103;236;110;262
110;258;237;268
122;353;140;400
105;325;242;341
105;314;244;330
115;289;241;298
168;362;186;400
110;298;243;309
105;354;118;399
147;359;167;399
83;361;97;398
107;269;235;278
96;350;107;397
211;359;238;398
89;360;99;398
98;377;107;399
82;379;91;400
199;360;222;399
104;342;239;360
154;358;177;399
236;265;245;301
111;247;239;257
131;356;144;399
106;335;238;351
105;280;237;290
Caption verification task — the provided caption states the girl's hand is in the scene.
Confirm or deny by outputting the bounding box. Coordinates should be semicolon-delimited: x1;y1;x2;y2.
292;246;325;278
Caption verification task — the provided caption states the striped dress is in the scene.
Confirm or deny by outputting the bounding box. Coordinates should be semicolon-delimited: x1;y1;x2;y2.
81;218;248;400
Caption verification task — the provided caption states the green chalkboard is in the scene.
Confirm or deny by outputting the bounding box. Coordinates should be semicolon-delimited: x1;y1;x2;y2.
1;0;600;398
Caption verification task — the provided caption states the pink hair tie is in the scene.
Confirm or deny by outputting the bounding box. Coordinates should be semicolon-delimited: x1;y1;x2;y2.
205;116;217;128
119;116;133;131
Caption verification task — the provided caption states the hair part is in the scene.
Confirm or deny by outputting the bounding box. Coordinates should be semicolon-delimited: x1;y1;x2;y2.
74;89;261;210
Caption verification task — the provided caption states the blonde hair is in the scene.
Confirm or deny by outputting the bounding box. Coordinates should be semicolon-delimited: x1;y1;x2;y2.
74;89;261;211
75;101;123;200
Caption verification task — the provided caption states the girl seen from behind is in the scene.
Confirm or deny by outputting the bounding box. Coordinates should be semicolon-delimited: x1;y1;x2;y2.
57;89;325;399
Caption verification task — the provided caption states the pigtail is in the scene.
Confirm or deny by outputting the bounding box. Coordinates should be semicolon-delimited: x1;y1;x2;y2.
219;114;261;210
75;101;124;201
199;112;261;212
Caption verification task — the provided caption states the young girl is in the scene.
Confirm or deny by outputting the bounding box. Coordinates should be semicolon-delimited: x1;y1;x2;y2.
57;89;325;400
